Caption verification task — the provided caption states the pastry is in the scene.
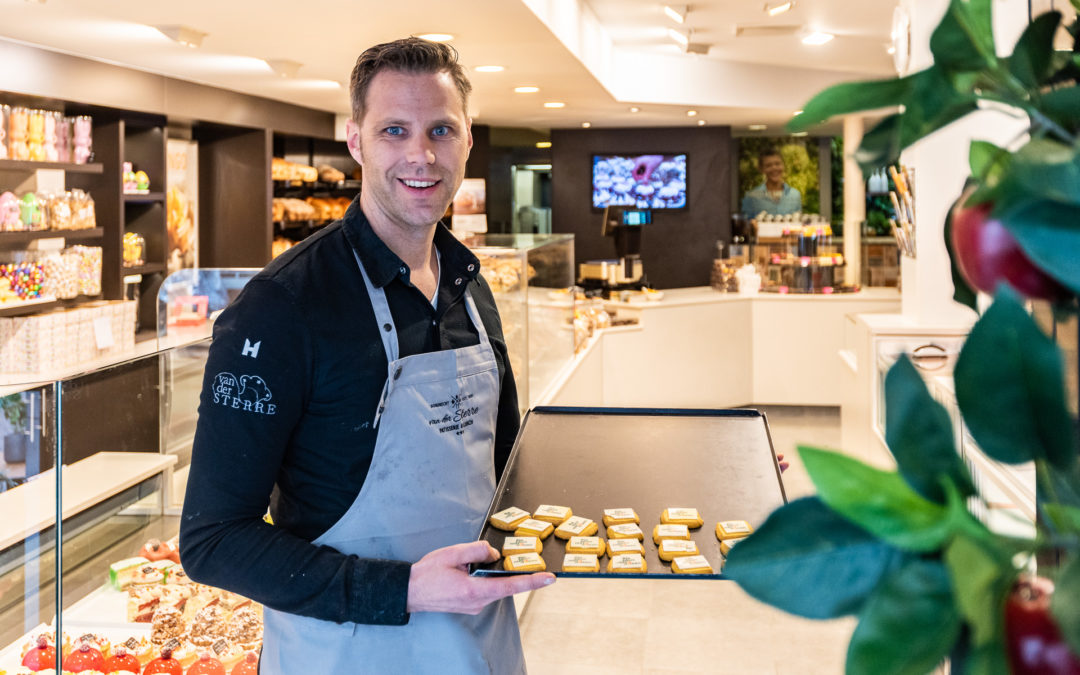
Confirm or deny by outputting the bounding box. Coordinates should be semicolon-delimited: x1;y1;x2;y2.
150;606;186;645
532;504;572;525
142;643;183;675
230;652;259;675
606;553;647;574
226;607;263;650
139;538;180;564
489;506;531;531
715;520;754;540
210;639;246;671
189;604;228;648
61;641;105;674
658;539;700;561
109;556;151;590
503;552;546;572
20;635;55;671
561;553;600;573
721;536;747;556
102;645;141;674
513;518;555;540
652;524;690;545
606;538;644;557
661;508;704;528
187;652;227;675
602;508;639;526
502;536;542;556
566;536;605;556
554;516;598;539
606;523;644;540
671;555;714;574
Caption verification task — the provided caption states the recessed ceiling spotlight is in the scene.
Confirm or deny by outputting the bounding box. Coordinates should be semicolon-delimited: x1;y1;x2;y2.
793;110;803;116
802;31;834;46
265;59;303;78
156;25;208;48
765;2;794;17
887;45;896;55
663;4;688;24
629;106;641;113
543;101;566;108
474;65;504;73
581;122;592;128
514;86;540;93
748;124;768;131
686;110;698;117
536;141;552;148
697;120;706;126
416;33;454;42
667;28;690;47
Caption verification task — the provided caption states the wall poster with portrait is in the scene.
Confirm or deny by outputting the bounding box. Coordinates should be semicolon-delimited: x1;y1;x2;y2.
737;137;821;219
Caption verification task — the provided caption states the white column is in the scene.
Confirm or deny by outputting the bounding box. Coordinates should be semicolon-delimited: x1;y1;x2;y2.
842;115;865;287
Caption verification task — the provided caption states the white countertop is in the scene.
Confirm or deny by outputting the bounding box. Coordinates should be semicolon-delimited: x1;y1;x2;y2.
0;451;177;551
609;286;900;309
855;311;976;335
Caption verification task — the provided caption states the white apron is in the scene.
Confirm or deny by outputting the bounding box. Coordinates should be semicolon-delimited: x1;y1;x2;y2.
260;252;525;674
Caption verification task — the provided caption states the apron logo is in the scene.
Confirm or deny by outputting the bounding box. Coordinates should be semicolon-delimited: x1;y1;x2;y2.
427;392;481;436
211;372;277;415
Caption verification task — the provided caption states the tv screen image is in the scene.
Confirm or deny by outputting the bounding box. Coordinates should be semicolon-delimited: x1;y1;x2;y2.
592;154;687;209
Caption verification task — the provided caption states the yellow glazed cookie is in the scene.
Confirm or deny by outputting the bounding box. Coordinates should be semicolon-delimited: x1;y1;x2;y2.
602;508;639;526
533;505;572;525
489;506;531;531
671;554;714;574
606;523;644;540
566;536;606;556
606;553;647;574
661;508;704;528
658;539;700;561
720;536;747;556
514;518;555;540
652;524;690;545
503;552;546;572
715;520;754;540
606;538;644;557
562;553;601;573
555;516;598;540
502;536;542;556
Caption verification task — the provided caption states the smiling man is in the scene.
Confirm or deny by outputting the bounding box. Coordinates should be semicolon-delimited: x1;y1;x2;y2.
741;147;803;218
180;38;553;674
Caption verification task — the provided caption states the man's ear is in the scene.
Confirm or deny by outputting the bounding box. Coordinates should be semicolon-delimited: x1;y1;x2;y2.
346;118;364;166
466;117;474;157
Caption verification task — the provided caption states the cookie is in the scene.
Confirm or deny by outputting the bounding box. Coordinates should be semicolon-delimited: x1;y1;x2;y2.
661;508;704;528
606;553;647;574
671;555;714;574
502;536;542;556
715;520;754;540
566;536;606;556
503;552;546;572
606;523;644;540
720;536;747;556
652;524;690;545
555;516;598;540
562;553;600;573
514;518;555;540
658;539;699;561
602;508;639;526
533;505;572;525
489;506;531;531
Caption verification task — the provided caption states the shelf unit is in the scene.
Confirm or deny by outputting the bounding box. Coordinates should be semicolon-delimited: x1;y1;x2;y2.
271;133;360;251
0;159;103;174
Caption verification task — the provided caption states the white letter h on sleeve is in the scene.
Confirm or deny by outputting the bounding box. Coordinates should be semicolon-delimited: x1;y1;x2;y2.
242;339;262;359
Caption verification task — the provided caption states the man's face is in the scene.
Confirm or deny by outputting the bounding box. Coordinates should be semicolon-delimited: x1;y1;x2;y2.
347;69;472;233
760;154;786;183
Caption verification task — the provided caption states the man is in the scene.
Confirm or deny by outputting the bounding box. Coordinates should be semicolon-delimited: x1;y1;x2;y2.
180;38;554;673
741;147;803;218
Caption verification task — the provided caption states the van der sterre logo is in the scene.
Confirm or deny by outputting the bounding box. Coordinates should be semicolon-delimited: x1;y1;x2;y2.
212;372;277;415
427;391;478;436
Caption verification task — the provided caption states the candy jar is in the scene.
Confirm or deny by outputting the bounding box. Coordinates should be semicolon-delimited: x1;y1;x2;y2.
0;192;19;232
123;161;137;193
58;115;73;162
0;104;9;160
20;192;42;231
43;111;59;162
9;107;29;160
27;109;45;161
73;115;92;164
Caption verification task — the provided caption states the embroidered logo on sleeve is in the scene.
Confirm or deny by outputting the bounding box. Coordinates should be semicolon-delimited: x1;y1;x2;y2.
242;339;261;358
212;372;277;415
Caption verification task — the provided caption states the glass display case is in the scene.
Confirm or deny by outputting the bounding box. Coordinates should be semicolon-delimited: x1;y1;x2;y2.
463;234;576;411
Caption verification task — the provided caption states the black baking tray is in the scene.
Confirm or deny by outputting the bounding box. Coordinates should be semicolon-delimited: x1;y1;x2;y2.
471;406;787;579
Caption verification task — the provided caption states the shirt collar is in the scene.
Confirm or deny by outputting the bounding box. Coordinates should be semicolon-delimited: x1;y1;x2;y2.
342;195;481;289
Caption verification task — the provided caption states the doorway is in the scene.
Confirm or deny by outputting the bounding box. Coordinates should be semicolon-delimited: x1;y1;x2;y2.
511;164;552;234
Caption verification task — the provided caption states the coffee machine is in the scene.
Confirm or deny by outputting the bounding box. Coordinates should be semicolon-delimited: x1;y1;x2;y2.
578;206;649;290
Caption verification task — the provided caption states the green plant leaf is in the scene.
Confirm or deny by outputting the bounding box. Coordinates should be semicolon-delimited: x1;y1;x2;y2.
962;643;1012;675
1007;11;1062;87
787;74;918;133
945;187;980;312
944;532;1016;647
1001;199;1080;297
854;114;903;177
930;0;997;72
968;140;1006;182
723;497;902;619
1041;86;1080;135
846;557;961;675
884;355;976;503
1043;504;1080;533
1051;554;1080;658
954;288;1078;468
798;446;952;551
1008;138;1080;208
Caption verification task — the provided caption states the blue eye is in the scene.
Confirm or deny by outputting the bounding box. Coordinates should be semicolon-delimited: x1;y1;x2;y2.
385;126;404;136
432;126;449;137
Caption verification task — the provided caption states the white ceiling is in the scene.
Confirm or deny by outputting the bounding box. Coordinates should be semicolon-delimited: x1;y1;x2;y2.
0;0;897;134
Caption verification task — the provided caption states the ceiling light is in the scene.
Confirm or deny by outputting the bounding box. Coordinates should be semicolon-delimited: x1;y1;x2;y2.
765;2;794;17
698;120;706;126
543;102;565;108
416;33;454;42
581;122;592;128
802;31;834;46
156;25;208;48
667;28;690;47
686;110;698;117
663;5;688;24
887;45;896;54
629;106;640;113
793;110;803;116
474;65;504;73
265;59;302;78
514;86;539;93
748;124;768;131
792;131;809;136
536;141;552;148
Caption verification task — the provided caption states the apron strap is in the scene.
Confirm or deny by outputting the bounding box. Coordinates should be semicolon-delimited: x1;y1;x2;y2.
352;249;399;363
462;288;491;349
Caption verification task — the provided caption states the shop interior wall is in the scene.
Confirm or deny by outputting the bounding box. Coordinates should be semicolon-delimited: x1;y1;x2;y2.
551;126;733;289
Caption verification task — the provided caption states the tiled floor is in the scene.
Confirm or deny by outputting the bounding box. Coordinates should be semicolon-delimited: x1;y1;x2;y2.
519;406;859;675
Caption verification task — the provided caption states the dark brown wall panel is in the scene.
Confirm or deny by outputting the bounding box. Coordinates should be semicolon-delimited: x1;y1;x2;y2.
197;127;272;267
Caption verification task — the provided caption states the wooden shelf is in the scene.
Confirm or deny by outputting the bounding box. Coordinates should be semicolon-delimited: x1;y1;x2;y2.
0;227;104;247
0;297;59;317
122;262;165;276
0;159;104;174
123;192;165;204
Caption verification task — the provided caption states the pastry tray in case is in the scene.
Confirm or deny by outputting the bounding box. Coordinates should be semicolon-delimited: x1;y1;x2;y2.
471;406;787;579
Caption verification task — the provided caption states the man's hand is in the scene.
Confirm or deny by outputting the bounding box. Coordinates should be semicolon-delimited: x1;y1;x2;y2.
407;541;555;615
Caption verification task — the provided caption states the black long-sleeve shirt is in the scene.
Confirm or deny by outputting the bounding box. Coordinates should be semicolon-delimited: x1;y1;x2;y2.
179;199;520;626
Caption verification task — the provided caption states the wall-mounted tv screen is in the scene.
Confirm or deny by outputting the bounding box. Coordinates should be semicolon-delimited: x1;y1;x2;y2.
592;154;687;209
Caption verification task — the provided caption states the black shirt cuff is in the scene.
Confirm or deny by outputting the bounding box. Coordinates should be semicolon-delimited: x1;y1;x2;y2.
348;557;412;626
